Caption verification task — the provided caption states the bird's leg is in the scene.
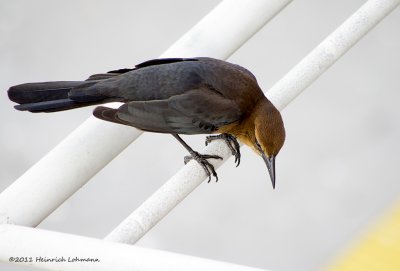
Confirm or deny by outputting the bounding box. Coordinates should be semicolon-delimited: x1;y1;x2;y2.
172;134;222;182
205;133;241;167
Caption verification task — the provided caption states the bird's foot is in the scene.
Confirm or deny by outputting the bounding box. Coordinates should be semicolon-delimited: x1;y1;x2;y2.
184;151;222;182
205;133;241;167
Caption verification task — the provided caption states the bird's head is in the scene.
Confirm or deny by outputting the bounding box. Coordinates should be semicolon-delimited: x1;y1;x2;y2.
252;100;285;189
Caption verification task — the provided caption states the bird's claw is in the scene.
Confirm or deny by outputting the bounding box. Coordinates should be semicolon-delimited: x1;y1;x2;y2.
205;134;241;167
184;151;222;182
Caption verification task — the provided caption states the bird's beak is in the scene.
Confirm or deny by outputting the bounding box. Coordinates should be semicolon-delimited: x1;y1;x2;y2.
261;153;276;189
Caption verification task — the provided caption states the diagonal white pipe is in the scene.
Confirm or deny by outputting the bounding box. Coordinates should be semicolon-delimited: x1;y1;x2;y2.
161;0;293;59
105;0;400;244
0;0;293;227
267;0;400;110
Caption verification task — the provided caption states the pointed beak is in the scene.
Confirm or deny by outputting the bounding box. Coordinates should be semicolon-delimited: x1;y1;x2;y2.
261;153;276;189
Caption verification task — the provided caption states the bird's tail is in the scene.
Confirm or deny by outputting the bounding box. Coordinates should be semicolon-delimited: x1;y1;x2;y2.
7;81;109;113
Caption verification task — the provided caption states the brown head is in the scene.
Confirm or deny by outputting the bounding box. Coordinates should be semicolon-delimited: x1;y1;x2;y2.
216;96;285;188
250;99;285;188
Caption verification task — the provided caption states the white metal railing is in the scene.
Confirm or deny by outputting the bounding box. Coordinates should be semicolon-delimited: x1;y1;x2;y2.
0;0;292;228
0;0;399;270
105;0;400;244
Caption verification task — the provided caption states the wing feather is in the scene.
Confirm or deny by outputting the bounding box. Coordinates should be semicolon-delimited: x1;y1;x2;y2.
114;87;242;134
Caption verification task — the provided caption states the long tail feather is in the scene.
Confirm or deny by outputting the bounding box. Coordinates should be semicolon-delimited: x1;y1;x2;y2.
7;81;107;113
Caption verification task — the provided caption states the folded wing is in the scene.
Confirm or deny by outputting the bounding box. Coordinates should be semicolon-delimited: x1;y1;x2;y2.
93;86;242;134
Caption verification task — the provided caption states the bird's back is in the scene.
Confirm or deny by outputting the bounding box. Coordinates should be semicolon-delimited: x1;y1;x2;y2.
75;58;264;111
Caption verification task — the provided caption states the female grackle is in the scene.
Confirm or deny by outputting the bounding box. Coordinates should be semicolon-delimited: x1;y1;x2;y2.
7;57;285;188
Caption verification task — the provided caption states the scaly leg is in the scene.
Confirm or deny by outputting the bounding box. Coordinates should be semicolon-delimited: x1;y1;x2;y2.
173;134;222;182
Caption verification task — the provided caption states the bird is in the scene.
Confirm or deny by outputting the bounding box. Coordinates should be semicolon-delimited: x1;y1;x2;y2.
7;57;285;188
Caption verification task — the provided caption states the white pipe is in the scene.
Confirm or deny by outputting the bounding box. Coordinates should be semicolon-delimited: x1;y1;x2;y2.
0;114;136;226
105;140;233;243
105;0;400;244
0;0;292;227
268;0;400;111
162;0;292;59
0;224;269;271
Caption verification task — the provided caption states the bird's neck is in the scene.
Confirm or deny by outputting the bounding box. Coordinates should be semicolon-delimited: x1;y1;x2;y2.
217;97;274;149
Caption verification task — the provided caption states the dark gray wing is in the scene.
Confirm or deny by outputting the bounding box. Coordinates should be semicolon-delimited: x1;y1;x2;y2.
108;87;242;134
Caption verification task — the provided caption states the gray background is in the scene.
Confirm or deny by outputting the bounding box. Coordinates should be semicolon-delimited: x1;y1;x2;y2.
1;1;399;271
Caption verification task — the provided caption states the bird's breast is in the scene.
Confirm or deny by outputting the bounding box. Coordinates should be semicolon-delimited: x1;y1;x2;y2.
216;119;255;150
